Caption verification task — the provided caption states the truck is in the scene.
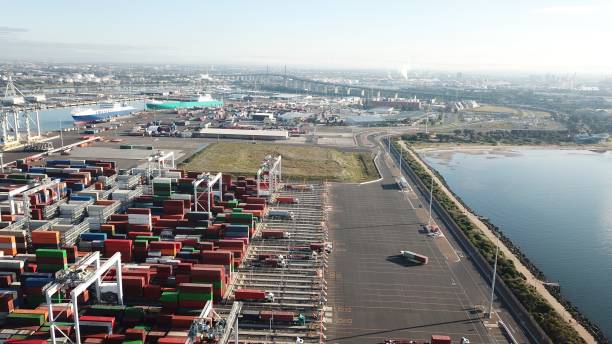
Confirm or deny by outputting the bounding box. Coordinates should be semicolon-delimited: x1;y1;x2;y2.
261;230;291;239
275;196;298;204
240;310;306;326
259;310;305;325
310;242;333;253
400;250;428;265
384;335;459;344
267;209;295;220
234;289;274;302
253;254;288;268
431;335;452;344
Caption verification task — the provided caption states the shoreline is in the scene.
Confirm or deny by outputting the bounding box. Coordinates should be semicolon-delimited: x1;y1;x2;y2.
400;141;600;344
413;142;612;153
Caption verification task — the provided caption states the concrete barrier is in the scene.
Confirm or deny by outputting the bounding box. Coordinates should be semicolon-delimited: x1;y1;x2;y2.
385;139;551;344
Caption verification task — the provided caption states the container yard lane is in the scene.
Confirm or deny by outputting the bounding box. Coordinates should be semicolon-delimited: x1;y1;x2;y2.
326;133;523;343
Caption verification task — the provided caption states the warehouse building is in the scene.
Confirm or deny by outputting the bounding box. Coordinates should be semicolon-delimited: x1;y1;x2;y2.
193;128;289;140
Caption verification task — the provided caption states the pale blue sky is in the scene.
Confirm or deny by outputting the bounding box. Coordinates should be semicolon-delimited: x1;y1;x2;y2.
1;0;611;73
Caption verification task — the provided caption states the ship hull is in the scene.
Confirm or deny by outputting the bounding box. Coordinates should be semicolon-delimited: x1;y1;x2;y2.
72;108;136;124
145;100;224;110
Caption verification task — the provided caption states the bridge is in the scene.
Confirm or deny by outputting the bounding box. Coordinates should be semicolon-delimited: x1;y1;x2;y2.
212;72;470;101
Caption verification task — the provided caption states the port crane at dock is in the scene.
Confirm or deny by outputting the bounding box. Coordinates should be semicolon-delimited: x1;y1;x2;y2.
1;74;45;149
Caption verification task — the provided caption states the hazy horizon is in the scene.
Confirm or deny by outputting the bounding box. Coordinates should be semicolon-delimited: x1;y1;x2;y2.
2;0;612;74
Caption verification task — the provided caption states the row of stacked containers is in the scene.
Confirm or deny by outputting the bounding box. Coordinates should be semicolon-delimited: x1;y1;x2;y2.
0;157;276;343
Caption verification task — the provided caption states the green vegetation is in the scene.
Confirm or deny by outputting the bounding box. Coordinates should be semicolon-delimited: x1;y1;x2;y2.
554;110;612;134
180;142;379;182
395;141;587;344
468;104;521;115
403;129;572;145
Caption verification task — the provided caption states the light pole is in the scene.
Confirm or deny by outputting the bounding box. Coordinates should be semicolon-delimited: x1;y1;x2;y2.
59;120;64;147
427;176;434;226
399;143;403;175
488;235;500;319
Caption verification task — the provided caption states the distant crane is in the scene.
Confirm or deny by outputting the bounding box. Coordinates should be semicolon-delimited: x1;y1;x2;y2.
1;74;43;148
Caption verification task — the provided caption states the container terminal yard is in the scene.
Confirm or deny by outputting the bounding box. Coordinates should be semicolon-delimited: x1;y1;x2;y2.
0;88;567;344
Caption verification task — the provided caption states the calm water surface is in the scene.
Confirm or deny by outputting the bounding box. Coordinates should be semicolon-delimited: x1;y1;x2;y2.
28;100;145;131
421;148;612;337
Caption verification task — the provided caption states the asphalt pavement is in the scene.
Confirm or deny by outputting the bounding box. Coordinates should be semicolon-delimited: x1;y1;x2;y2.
325;133;527;344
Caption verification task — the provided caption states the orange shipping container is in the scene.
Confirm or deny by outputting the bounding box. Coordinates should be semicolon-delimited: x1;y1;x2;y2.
31;230;60;245
0;235;17;256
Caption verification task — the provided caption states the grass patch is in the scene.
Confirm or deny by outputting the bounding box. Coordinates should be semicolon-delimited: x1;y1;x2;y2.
468;104;521;115
180;142;379;182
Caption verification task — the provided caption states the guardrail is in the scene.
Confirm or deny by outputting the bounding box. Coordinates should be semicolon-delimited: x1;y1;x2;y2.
384;138;551;344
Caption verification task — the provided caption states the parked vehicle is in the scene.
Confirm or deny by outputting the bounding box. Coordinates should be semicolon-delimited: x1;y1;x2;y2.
262;230;291;239
400;250;428;264
268;209;295;220
234;289;274;302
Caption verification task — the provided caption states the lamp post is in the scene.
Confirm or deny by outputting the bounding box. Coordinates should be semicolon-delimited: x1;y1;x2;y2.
59;120;64;147
488;235;500;319
427;176;434;226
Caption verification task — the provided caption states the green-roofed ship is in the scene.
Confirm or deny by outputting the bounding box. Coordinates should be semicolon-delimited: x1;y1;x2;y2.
145;94;223;110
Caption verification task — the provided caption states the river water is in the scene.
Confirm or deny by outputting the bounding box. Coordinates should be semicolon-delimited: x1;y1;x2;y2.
26;100;146;132
420;148;612;337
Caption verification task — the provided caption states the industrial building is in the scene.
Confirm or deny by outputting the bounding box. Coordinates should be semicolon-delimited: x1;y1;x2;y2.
365;97;422;111
250;112;275;121
193;128;289;140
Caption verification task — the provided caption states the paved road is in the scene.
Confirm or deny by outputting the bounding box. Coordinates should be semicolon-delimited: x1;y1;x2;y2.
325;132;528;343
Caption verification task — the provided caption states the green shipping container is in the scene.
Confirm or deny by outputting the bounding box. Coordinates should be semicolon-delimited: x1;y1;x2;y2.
231;213;253;220
179;292;213;301
7;313;45;326
36;248;67;258
160;291;179;302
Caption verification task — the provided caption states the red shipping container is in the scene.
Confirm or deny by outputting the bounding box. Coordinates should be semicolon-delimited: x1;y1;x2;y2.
122;269;151;284
104;334;125;344
261;230;286;239
175;274;190;284
171;315;195;329
217;239;245;252
143;284;162;299
276;196;296;204
201;250;233;265
157;337;188;344
431;335;452;344
128;231;153;237
125;328;146;342
234;289;266;301
127;208;151;215
104;239;132;257
79;315;115;328
128;224;152;232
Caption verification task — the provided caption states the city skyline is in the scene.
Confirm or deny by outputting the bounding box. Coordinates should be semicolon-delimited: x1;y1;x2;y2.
1;0;611;74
